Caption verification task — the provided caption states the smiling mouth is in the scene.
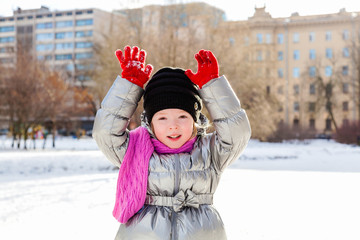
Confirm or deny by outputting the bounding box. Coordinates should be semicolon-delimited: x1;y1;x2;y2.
168;135;181;140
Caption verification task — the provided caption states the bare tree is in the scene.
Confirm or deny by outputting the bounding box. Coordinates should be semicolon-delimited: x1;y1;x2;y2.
349;28;360;121
0;44;91;149
301;56;342;135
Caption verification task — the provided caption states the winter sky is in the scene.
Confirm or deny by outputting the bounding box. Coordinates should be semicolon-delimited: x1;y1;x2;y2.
1;0;360;21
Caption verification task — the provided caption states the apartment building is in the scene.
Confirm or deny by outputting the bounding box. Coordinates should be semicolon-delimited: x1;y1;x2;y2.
0;6;114;85
219;7;360;136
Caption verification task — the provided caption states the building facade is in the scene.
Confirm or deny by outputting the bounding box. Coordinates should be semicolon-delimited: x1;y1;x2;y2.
0;6;114;86
1;4;359;136
220;7;360;136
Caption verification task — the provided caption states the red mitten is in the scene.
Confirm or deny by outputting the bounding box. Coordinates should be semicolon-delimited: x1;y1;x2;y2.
115;46;153;88
185;49;219;89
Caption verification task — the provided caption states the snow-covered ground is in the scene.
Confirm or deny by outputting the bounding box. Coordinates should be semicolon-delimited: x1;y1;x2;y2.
1;136;360;240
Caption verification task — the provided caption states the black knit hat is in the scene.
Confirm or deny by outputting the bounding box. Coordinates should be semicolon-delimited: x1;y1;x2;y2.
143;67;202;123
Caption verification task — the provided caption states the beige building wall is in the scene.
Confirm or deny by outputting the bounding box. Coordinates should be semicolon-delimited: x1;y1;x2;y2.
223;7;360;135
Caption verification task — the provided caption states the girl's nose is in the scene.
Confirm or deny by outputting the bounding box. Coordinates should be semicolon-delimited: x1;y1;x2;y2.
169;120;179;130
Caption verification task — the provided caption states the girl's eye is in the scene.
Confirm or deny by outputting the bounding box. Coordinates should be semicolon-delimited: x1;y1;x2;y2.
158;117;167;120
179;115;188;119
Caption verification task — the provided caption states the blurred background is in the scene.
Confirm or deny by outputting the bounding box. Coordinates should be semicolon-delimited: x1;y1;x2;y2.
1;0;360;147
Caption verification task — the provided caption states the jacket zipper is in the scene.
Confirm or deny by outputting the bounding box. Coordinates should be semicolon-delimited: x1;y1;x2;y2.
171;154;180;240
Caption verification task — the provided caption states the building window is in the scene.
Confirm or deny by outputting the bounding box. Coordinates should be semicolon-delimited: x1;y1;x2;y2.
278;51;283;61
75;64;93;70
0;36;15;43
36;33;54;41
77;75;91;81
265;51;271;60
309;32;315;42
87;10;93;14
277;33;284;44
55;32;73;39
293;33;299;43
343;83;349;93
343;29;349;40
66;64;74;71
256;50;262;61
56;13;63;17
343;101;349;111
294;84;299;94
76;19;93;26
56;20;73;28
326;48;333;59
66;12;73;16
244;36;249;46
293;119;300;129
76;11;83;15
325;31;332;41
17;25;33;34
229;37;235;46
55;54;73;60
0;57;13;63
294;102;300;112
75;52;93;59
266;86;271;94
343;47;350;57
310;84;316;95
36;43;54;51
309;119;316;129
75;42;93;48
326;118;332;130
325;66;332;77
37;55;52;60
0;46;13;53
278;68;284;78
0;26;15;32
36;22;53;29
341;66;349;76
75;30;93;38
309;66;316;77
309;102;316;112
277;86;283;94
293;50;300;60
56;42;74;50
256;33;263;43
309;49;316;60
266;34;272;44
293;67;300;78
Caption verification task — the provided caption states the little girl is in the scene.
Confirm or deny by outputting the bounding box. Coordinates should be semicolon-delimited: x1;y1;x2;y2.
93;46;251;240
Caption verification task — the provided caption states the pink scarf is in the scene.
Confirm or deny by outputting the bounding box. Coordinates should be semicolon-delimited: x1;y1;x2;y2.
113;126;196;223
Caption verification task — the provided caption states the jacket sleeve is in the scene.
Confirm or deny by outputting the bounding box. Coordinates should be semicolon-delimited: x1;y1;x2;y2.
92;76;144;167
198;76;251;173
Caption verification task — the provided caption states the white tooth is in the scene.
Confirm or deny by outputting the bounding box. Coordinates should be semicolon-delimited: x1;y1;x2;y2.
169;135;180;139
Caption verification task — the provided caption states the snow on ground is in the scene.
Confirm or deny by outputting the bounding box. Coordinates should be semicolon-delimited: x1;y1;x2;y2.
0;136;360;240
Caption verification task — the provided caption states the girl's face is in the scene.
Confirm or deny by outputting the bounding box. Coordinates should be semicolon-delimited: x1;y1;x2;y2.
152;108;194;149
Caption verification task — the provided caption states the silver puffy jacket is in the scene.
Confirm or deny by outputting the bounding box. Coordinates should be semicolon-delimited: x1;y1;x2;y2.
93;75;251;240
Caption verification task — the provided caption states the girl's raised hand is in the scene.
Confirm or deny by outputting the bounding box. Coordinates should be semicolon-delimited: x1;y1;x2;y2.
185;50;219;89
115;46;153;88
